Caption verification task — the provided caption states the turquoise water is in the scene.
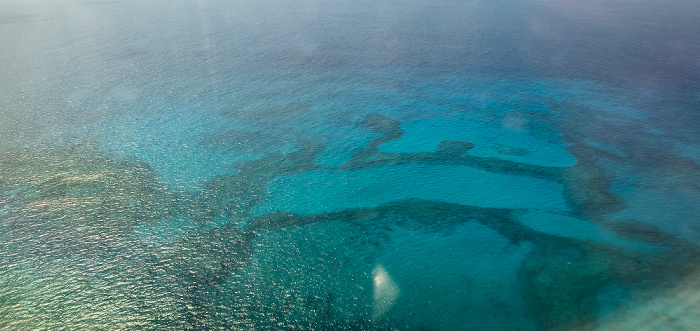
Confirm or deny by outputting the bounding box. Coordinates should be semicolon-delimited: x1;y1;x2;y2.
2;0;700;330
254;164;569;214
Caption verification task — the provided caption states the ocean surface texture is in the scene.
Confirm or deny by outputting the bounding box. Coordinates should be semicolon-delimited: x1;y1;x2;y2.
1;0;700;330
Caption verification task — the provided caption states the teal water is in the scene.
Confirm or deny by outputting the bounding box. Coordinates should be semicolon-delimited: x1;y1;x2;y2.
2;0;700;330
255;164;569;214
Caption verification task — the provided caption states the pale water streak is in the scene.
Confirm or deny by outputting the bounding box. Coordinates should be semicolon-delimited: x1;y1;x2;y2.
1;0;700;330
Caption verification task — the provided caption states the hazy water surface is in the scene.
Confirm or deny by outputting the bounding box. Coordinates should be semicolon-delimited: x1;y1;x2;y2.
1;0;700;329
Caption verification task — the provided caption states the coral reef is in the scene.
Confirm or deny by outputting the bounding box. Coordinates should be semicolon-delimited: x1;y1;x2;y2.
2;106;700;330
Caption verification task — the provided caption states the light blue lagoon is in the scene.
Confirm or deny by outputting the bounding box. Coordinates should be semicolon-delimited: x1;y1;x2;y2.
1;0;700;330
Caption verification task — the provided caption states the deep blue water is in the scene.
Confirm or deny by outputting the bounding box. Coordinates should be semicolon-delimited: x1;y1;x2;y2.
1;0;700;329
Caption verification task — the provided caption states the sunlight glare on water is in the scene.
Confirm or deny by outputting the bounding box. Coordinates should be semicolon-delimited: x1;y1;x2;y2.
1;0;700;329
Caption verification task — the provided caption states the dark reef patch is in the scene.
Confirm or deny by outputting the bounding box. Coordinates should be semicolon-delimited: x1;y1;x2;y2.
561;146;625;218
232;139;325;177
521;243;638;330
248;199;569;247
351;113;405;161
152;224;254;288
360;113;402;134
601;219;697;257
436;140;475;156
343;114;564;182
196;139;326;222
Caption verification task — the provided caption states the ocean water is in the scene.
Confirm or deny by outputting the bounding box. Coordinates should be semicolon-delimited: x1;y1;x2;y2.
1;0;700;329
